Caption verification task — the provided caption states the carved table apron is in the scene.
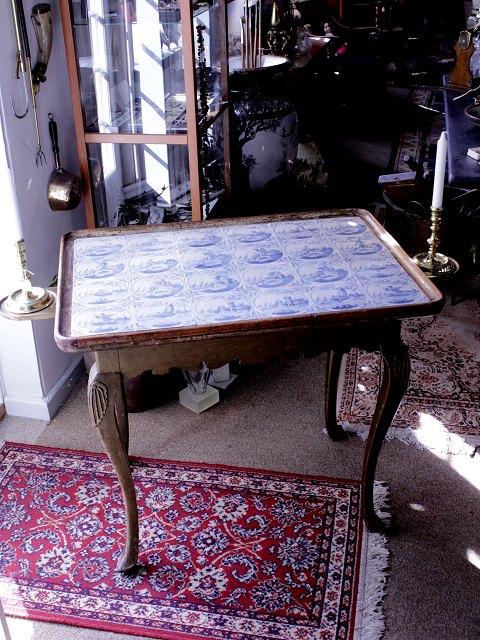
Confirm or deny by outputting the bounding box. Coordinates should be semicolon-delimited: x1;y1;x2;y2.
54;209;444;572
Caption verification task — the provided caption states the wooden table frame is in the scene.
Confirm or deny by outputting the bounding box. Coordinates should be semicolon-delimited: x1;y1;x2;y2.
54;210;444;572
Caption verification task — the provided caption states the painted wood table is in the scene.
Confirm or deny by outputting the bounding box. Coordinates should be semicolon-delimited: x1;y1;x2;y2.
54;209;444;572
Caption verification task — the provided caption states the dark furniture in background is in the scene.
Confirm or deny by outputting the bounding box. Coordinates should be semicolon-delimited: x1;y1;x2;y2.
443;78;480;188
380;75;480;281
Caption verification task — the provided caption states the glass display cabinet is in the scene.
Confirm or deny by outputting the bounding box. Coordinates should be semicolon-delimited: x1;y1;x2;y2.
59;0;231;227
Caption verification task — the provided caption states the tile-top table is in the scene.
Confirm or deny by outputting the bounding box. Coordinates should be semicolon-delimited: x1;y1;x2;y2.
55;209;444;572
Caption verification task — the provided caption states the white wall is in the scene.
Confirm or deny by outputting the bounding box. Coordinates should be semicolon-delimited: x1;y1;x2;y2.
0;0;86;419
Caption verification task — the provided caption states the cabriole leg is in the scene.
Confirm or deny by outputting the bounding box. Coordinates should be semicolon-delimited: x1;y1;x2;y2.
88;362;138;572
325;349;349;441
362;325;410;531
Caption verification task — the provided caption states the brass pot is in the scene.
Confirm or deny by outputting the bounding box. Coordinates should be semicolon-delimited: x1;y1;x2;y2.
47;113;82;211
48;167;82;211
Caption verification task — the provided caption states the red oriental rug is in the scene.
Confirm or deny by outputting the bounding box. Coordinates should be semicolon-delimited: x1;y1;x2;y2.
337;298;480;455
0;442;389;640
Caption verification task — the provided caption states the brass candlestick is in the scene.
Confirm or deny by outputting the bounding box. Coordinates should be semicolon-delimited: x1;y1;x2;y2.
1;241;55;316
413;206;459;277
3;270;54;315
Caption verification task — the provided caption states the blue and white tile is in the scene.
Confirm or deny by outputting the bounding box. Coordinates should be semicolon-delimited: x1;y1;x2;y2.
335;238;383;256
74;259;126;280
240;264;297;289
309;285;370;311
131;274;185;299
233;244;284;265
226;227;273;244
72;306;134;336
285;240;334;260
273;221;324;240
183;249;232;270
126;233;174;253
296;261;349;283
128;254;179;274
75;237;125;259
253;289;312;317
320;218;368;236
134;299;195;329
194;295;254;323
367;280;428;305
189;271;241;294
73;279;129;306
177;230;225;248
350;257;406;281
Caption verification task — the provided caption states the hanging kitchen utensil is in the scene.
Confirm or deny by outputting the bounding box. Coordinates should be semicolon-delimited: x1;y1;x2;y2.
9;0;29;118
31;3;52;93
47;113;82;211
9;0;46;165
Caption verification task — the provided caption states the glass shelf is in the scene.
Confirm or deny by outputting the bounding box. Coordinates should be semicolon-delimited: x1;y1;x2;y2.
63;0;230;226
74;1;223;135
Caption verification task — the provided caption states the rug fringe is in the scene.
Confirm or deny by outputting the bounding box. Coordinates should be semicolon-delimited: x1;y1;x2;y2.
354;481;390;640
339;421;479;457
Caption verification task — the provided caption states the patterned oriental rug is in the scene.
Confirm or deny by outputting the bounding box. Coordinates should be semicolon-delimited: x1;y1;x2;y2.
337;298;480;455
0;443;390;640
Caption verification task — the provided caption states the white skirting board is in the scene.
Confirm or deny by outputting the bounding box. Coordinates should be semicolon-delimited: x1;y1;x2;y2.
3;357;85;421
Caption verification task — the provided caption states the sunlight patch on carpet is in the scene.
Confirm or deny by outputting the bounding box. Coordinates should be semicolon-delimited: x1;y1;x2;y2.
466;548;480;571
449;452;480;495
337;299;480;456
0;443;390;640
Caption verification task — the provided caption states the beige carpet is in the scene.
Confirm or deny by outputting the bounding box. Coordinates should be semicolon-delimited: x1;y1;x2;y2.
1;333;480;639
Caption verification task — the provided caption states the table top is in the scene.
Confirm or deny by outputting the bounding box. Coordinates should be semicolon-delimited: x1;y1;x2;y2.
443;77;480;187
54;209;444;352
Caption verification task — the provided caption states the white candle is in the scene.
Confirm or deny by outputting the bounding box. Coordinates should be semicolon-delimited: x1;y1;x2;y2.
431;131;447;209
